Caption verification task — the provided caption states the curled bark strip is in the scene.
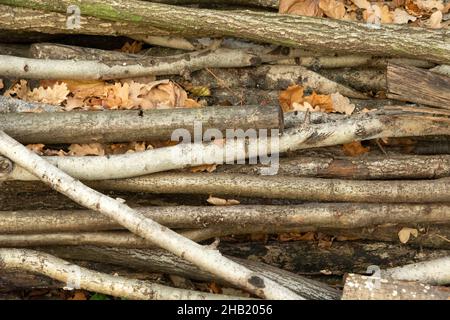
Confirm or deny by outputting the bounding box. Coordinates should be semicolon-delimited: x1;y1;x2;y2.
0;130;300;300
0;203;448;233
2;0;450;63
0;249;240;300
0;49;260;80
5;110;449;181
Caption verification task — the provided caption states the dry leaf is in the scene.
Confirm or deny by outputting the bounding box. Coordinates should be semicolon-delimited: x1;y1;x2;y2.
414;0;444;12
292;101;322;112
304;91;333;112
69;291;88;300
26;144;45;155
351;0;371;9
427;10;442;28
191;164;217;173
398;227;419;243
207;195;240;206
279;232;316;241
4;80;29;100
319;0;346;19
279;0;323;16
279;85;304;112
393;8;417;23
330;92;355;115
68;143;105;156
342;141;370;156
0;79;3;90
119;41;143;54
208;282;222;294
27;82;70;105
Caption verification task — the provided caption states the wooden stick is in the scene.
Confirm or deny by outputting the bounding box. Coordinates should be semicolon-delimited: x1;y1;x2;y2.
88;173;450;203
0;130;300;299
5;110;449;181
0;49;260;80
0;249;240;300
43;241;449;279
342;274;450;300
2;0;450;63
0;203;449;234
0;105;282;144
387;63;450;110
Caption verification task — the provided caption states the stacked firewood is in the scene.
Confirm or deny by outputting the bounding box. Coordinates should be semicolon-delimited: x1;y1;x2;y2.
0;0;449;300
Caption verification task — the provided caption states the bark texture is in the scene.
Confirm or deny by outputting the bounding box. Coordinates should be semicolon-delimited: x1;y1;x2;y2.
2;0;450;63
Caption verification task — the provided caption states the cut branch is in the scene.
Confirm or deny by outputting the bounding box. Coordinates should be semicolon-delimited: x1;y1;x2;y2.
0;249;239;300
2;0;449;63
342;274;450;300
0;49;260;80
5;109;449;181
0;203;448;233
88;173;450;203
0;130;300;300
0;105;282;144
387;63;450;110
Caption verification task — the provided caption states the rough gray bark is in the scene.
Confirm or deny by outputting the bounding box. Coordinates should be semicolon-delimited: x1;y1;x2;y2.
175;65;366;98
317;68;387;93
0;203;449;234
0;49;260;80
88;173;450;203
2;0;449;63
387;63;450;110
0;105;282;144
0;96;61;113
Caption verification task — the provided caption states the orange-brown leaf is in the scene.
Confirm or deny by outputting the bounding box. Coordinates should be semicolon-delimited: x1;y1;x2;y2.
342;141;370;156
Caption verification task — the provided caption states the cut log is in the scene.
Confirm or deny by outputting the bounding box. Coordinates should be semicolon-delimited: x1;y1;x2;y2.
2;1;450;63
342;274;450;300
0;105;282;144
387;63;450;110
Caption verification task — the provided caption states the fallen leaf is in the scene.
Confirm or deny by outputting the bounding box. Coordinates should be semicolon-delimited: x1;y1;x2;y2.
68;143;105;156
250;233;269;242
304;91;333;112
393;8;417;23
207;195;240;206
342;141;370;156
208;282;222;294
191;164;217;173
319;0;346;19
279;232;316;241
0;79;3;90
279;84;304;112
279;0;323;16
119;41;143;54
4;80;29;100
427;10;442;28
27;82;70;105
26;144;45;155
398;227;419;243
351;0;371;9
69;291;88;300
414;0;444;12
330;92;355;115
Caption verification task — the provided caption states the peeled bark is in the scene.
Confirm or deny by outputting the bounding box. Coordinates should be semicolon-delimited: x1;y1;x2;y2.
2;0;449;63
0;105;282;144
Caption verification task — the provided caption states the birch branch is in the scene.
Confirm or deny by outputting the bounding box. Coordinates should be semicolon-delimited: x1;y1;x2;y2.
5;110;450;181
0;249;240;300
0;203;448;234
0;130;300;300
2;0;450;63
0;49;260;80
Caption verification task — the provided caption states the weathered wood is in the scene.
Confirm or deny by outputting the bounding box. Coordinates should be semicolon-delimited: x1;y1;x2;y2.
2;1;449;63
41;241;450;279
0;203;449;234
147;0;279;8
0;105;282;144
342;274;450;300
318;68;386;93
88;173;450;203
387;64;450;110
